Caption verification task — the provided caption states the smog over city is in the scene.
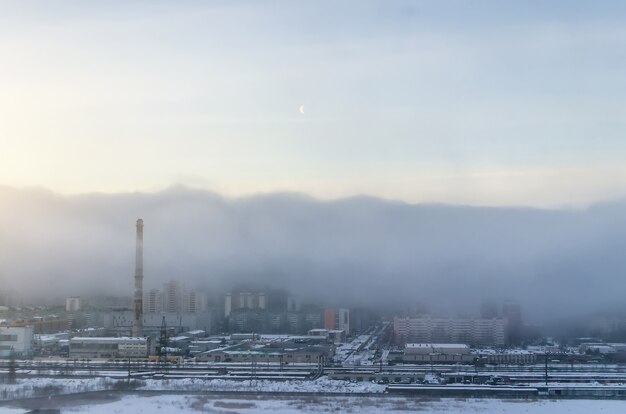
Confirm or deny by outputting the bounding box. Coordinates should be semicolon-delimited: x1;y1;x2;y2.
1;185;626;324
2;1;626;412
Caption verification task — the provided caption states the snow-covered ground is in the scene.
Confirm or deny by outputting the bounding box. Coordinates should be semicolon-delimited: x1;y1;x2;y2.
0;377;118;401
139;376;385;393
335;332;378;365
0;376;384;401
342;349;376;366
9;375;626;402
3;394;626;414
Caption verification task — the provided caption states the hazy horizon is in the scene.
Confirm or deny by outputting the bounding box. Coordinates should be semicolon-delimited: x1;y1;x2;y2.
4;3;626;409
2;184;626;324
2;1;626;325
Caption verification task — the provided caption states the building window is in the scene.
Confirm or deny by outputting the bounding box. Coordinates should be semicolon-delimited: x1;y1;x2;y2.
0;334;18;342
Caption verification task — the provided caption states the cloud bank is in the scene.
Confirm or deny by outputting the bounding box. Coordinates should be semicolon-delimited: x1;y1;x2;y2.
1;185;625;322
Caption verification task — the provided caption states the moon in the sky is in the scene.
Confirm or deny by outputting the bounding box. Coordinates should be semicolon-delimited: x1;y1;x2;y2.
299;105;305;115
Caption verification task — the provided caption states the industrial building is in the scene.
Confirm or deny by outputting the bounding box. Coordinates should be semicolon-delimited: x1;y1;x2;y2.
308;328;347;343
103;310;214;337
0;326;34;358
397;343;472;363
69;337;149;359
189;339;223;355
389;343;539;365
473;349;537;364
6;315;67;334
197;337;334;364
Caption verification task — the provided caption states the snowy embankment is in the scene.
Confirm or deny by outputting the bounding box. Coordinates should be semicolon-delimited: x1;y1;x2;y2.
139;376;385;393
0;377;119;401
5;394;626;414
1;377;384;401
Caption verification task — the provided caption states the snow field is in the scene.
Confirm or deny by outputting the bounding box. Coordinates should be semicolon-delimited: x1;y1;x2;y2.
4;395;626;414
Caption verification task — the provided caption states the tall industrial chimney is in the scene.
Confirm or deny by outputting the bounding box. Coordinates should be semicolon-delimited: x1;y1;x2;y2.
132;218;144;337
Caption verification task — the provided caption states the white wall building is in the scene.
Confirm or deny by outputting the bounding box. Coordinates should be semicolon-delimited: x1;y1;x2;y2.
65;297;82;312
145;283;207;315
394;317;506;346
144;288;163;313
337;308;350;334
163;281;182;313
287;297;300;312
183;291;208;313
224;291;267;317
103;310;213;337
0;326;34;357
405;343;470;355
69;337;148;358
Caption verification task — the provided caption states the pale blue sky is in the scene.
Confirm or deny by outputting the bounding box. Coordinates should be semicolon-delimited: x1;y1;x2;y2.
1;1;626;206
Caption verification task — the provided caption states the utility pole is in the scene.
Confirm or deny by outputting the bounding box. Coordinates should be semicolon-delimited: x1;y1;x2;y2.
317;355;325;377
248;352;257;386
544;352;549;385
8;347;16;384
159;316;168;373
252;353;257;380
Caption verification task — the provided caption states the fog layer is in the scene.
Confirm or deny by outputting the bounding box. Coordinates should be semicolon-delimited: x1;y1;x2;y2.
1;185;625;321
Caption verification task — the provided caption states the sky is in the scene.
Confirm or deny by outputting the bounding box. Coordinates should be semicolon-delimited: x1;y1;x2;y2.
2;1;626;206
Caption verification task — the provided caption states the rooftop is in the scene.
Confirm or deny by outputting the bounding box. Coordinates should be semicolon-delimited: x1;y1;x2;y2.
169;336;190;341
69;337;147;343
406;343;469;349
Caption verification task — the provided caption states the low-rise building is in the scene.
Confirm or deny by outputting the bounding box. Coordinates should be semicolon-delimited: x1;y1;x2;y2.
308;328;346;344
33;332;69;356
69;337;148;359
308;328;329;337
391;343;539;365
472;349;538;364
103;310;213;337
0;326;34;358
197;338;334;364
169;335;192;355
399;343;472;363
405;343;470;355
579;343;617;355
189;339;223;355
